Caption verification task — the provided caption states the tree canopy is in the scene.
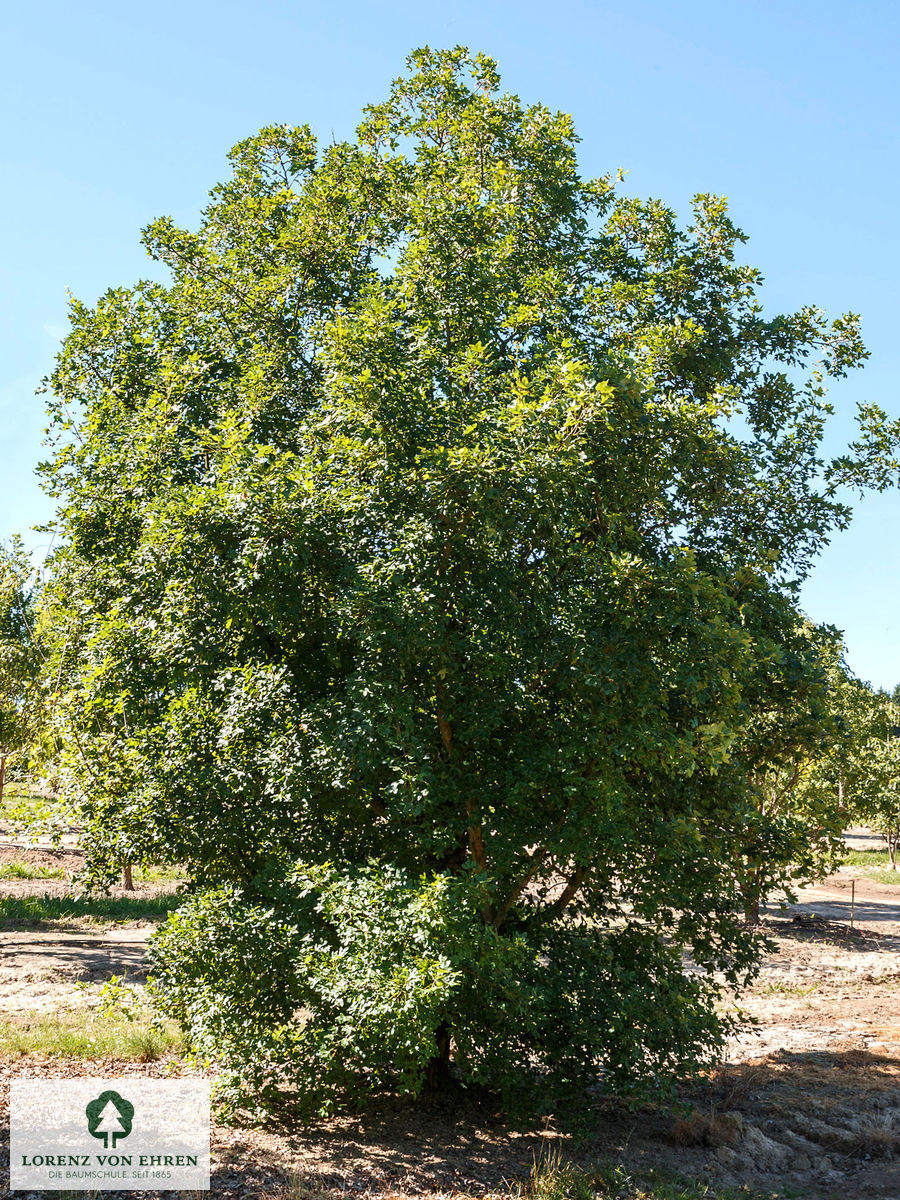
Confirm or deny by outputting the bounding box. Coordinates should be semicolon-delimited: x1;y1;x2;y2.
40;47;898;1114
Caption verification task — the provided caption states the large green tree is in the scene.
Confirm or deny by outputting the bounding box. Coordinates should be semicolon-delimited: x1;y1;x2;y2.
41;48;897;1114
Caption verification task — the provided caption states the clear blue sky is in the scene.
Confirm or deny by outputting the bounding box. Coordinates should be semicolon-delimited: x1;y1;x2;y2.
2;0;898;686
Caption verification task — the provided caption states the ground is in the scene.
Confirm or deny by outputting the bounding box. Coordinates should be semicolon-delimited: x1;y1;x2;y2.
1;830;899;1199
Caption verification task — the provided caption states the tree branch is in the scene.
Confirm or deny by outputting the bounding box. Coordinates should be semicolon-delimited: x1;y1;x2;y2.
490;841;548;928
544;864;586;920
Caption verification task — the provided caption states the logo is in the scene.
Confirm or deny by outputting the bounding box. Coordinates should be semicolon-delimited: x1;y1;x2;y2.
85;1090;134;1150
11;1078;209;1190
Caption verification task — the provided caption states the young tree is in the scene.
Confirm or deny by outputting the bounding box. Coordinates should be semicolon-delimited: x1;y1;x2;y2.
41;48;898;1113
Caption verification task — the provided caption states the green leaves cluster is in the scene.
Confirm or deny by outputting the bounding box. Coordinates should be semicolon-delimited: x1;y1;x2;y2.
39;47;897;1113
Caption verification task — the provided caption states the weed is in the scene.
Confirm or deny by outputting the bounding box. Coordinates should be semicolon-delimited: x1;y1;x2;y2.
95;973;143;1020
525;1148;600;1200
842;1112;900;1158
272;1169;337;1200
758;980;819;997
711;1064;764;1110
520;1149;779;1199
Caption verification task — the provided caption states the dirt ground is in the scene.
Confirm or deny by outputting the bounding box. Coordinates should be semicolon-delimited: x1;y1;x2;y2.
2;835;900;1199
0;844;161;1016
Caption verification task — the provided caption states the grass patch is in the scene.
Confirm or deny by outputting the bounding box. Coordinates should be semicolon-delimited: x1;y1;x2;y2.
0;864;65;883
863;869;900;886
840;848;900;884
758;979;819;997
0;781;34;807
0;1009;183;1061
843;847;893;868
0;859;187;885
0;891;181;927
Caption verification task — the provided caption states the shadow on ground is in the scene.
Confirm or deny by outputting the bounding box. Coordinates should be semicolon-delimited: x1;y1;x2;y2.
763;912;900;953
205;1047;900;1198
2;1048;900;1198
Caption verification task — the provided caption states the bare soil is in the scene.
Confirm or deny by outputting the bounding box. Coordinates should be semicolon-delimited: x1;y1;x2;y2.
2;840;900;1198
0;843;166;1016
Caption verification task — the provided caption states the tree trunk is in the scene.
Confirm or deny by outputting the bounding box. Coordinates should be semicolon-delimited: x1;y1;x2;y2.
121;863;134;891
423;1021;452;1093
0;754;6;808
741;885;760;926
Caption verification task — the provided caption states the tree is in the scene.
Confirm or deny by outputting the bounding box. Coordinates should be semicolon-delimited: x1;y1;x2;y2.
0;540;40;806
727;618;847;925
41;48;898;1115
824;680;900;865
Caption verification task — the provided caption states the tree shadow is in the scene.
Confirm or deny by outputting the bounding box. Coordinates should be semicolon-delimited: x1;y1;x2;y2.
762;912;900;952
3;1047;900;1199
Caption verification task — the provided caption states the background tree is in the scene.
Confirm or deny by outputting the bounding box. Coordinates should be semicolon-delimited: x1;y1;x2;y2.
727;617;848;925
0;540;41;806
821;679;900;866
41;48;898;1114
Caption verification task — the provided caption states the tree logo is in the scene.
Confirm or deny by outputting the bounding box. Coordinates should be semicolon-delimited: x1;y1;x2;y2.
85;1090;134;1149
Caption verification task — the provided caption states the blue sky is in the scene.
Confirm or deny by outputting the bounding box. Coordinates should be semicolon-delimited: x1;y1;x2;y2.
2;0;898;685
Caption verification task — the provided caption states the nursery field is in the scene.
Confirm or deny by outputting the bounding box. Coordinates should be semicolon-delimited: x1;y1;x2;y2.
1;832;899;1200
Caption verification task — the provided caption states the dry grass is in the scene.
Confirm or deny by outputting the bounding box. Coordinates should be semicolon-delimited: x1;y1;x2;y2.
707;1064;765;1111
519;1150;773;1199
669;1113;742;1149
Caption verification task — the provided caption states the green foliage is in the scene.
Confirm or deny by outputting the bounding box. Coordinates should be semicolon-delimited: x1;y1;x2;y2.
149;863;735;1115
86;972;148;1021
1;788;73;844
849;693;900;862
724;620;848;922
40;48;896;1113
